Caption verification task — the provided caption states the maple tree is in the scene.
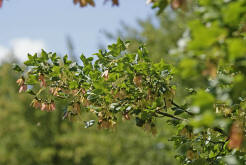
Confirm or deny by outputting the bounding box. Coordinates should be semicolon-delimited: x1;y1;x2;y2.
1;64;177;165
13;0;246;164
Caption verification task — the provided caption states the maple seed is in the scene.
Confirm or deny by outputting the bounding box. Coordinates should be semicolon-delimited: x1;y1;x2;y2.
81;88;86;94
0;0;3;8
42;101;56;112
87;0;95;6
133;75;142;87
16;77;25;86
124;113;131;120
80;0;87;7
19;84;27;93
102;70;109;80
112;0;119;6
38;74;46;87
41;103;47;111
50;102;56;111
73;0;79;4
50;87;61;96
104;0;119;6
74;0;95;7
31;99;41;109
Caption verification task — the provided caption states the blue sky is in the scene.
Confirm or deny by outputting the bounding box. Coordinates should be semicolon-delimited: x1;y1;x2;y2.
0;0;155;62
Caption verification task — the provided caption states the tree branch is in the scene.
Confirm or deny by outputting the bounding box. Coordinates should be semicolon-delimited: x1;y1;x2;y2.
171;101;194;116
156;110;184;120
213;127;227;136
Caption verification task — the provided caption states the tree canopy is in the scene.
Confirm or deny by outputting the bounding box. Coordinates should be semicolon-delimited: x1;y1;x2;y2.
13;0;246;164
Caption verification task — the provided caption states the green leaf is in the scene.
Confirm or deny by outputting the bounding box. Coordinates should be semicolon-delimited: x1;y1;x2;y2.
24;54;36;66
69;81;78;89
26;74;38;85
12;64;23;72
174;109;184;115
63;55;72;65
69;62;78;71
80;54;88;65
41;50;48;61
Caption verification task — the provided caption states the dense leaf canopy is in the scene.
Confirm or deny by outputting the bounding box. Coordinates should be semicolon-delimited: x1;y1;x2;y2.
14;0;246;164
0;64;177;165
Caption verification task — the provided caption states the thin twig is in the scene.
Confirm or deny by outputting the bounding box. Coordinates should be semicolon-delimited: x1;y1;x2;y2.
213;127;227;136
171;101;194;116
75;88;82;96
156;110;184;120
